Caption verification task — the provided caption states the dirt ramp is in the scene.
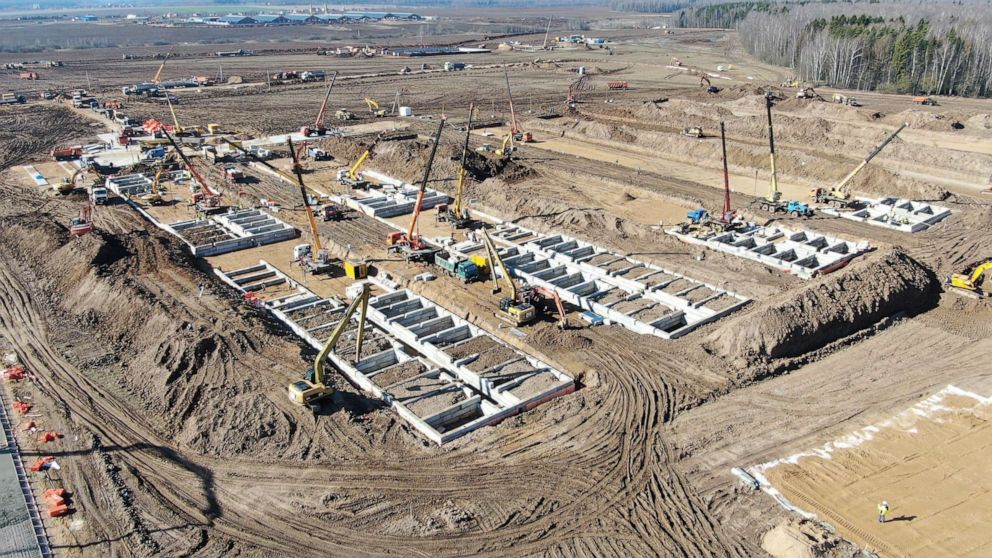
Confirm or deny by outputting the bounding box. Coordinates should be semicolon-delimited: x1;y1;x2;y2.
707;250;937;363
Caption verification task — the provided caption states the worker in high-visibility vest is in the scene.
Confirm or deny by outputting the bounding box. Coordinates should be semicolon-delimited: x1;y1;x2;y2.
878;501;890;523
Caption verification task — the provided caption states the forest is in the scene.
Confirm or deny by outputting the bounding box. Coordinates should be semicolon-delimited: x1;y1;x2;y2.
667;1;992;97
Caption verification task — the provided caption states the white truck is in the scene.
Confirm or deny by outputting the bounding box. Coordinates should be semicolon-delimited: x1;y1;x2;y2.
89;183;109;205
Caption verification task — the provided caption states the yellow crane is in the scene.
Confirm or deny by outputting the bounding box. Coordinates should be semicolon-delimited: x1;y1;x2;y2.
811;123;907;208
443;102;475;227
288;283;370;410
481;229;536;326
364;97;386;117
165;95;194;136
151;53;169;84
946;260;992;297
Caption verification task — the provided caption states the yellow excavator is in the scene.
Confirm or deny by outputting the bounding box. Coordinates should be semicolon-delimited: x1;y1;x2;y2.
946;260;992;297
338;133;383;189
481;229;536;326
139;168;167;205
288;283;370;411
364;97;386;117
57;165;89;195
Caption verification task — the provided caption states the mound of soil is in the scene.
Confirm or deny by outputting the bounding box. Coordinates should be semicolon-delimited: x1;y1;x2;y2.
707;249;937;363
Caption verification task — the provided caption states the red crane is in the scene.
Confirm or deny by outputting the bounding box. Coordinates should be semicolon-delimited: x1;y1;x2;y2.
719;121;733;224
386;119;445;260
302;71;337;137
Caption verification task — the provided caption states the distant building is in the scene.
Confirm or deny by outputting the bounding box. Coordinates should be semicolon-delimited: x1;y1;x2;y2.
216;15;257;26
254;14;290;25
78;15;98;22
284;14;321;24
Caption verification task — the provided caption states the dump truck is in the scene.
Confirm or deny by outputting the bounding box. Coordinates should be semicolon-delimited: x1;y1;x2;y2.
444;62;466;71
89;183;109;205
51;146;83;161
0;93;27;105
912;96;937;106
434;251;481;283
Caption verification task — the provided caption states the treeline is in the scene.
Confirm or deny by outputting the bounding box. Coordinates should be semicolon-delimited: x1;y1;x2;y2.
671;2;992;97
607;0;694;13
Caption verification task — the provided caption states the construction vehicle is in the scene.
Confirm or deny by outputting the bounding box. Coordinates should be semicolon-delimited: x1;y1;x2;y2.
364;97;386;117
504;69;533;143
607;81;629;90
1;93;27;105
344;260;368;280
386;120;445;262
307;146;331;161
288;137;337;274
945;260;992;297
19;71;39;80
206;123;222;135
51;145;82;161
680;123;741;232
566;75;590;110
757;94;813;217
912;96;937;106
441;103;475;228
89;181;109;205
444;62;466;71
223;165;245;183
338;133;384;189
138;169;167;205
796;86;820;99
831;93;861;107
681;127;703;138
335;109;355;121
288;283;370;410
811;123;907;209
57;166;84;195
162;129;223;211
301;73;337;137
434;251;481;283
481;228;535;326
165;95;196;136
480;229;568;328
69;204;93;236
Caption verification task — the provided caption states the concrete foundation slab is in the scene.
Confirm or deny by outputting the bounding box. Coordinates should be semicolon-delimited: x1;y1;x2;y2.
215;264;575;445
820;197;951;233
666;224;870;279
169;208;298;256
106;173;153;196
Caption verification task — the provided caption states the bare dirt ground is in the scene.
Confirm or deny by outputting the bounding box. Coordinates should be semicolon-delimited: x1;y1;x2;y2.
1;14;992;558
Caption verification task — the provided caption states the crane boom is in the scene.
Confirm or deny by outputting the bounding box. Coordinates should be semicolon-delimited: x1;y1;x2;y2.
152;53;170;84
832;123;907;193
764;95;780;203
166;95;182;132
453;102;475;217
314;72;337;130
162;129;219;197
504;68;519;135
720;121;732;221
288;137;323;253
406;119;445;243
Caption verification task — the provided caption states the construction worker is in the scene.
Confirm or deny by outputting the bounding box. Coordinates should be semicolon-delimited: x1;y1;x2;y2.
878;501;889;523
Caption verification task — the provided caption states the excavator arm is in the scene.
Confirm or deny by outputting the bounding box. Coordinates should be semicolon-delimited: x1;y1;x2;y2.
288;137;324;254
348;133;384;180
481;229;517;300
313;283;369;387
532;286;567;329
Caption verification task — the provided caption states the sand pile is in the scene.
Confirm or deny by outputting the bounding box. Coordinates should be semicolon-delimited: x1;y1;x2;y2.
0;209;308;459
707;249;937;363
761;519;850;558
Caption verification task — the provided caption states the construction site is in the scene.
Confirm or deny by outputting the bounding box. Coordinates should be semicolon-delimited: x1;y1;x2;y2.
1;5;991;558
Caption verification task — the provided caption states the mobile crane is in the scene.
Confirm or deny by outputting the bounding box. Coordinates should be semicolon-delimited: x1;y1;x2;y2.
504;68;533;143
440;103;475;228
946;260;992;297
288;282;370;410
811;123;907;209
481;229;567;328
386;120;444;262
757;94;813;218
162;129;222;211
683;121;741;233
223;137;343;224
301;72;337;137
338;133;384;189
